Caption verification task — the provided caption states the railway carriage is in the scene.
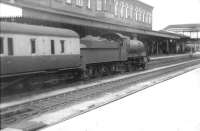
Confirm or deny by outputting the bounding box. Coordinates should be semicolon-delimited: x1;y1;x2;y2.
0;22;81;90
0;22;81;77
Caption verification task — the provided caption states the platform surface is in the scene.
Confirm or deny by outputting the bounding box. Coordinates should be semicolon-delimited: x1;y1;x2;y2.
150;52;200;60
40;67;200;131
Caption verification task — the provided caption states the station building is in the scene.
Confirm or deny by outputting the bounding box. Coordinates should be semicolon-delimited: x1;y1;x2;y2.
0;0;188;56
1;0;153;32
50;0;153;30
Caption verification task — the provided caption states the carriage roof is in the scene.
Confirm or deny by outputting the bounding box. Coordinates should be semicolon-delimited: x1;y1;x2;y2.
0;22;79;38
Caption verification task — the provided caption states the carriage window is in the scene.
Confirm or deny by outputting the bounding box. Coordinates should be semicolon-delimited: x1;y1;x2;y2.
0;37;3;54
51;40;55;54
8;38;13;55
30;39;36;54
60;40;65;53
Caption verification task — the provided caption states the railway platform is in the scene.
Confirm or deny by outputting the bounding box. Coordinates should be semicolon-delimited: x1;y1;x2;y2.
39;65;200;131
150;52;200;60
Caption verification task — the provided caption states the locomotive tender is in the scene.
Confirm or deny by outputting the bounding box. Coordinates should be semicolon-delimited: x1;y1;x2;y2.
0;22;148;89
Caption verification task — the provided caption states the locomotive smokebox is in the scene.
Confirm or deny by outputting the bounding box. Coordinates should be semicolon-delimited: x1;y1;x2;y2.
127;39;147;57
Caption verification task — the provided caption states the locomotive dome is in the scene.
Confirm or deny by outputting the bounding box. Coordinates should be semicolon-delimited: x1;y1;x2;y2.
0;22;79;38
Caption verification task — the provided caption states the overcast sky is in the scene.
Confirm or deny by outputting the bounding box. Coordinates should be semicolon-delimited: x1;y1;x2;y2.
141;0;200;30
0;1;200;30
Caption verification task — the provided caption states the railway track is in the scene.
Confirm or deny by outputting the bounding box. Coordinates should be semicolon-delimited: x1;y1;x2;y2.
1;56;200;129
1;55;196;99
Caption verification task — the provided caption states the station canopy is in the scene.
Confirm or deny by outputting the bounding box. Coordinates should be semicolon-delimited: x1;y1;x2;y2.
164;24;200;32
130;29;188;39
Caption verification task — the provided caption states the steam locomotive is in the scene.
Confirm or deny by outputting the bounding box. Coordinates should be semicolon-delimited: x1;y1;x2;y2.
0;22;148;89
